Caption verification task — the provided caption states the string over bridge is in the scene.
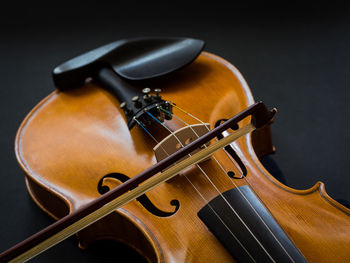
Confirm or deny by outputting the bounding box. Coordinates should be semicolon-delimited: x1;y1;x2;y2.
0;101;276;263
154;123;211;166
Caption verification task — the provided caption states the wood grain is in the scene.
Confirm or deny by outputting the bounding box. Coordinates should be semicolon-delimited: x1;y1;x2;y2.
14;52;350;262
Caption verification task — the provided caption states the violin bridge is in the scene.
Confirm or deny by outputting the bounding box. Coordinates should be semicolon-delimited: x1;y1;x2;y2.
153;123;211;170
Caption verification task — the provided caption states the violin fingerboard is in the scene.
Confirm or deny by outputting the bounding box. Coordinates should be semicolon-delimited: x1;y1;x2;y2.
198;185;308;263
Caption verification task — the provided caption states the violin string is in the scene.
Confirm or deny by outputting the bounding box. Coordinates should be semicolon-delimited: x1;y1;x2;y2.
146;111;275;263
133;116;256;262
180;176;257;263
134;117;162;144
160;106;243;177
166;103;295;263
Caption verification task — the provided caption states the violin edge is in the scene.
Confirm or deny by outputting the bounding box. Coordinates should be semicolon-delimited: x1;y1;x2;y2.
14;52;350;222
11;51;350;263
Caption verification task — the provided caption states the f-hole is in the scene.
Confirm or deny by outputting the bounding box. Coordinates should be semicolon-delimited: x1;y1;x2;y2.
215;119;247;177
97;173;180;217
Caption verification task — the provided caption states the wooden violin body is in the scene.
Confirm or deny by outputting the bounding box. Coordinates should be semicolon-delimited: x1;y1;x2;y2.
15;52;350;262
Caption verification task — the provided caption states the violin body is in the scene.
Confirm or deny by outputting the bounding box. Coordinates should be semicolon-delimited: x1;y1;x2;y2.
15;52;350;262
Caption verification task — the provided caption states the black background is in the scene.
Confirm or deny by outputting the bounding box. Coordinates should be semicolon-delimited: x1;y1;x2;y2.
1;2;350;262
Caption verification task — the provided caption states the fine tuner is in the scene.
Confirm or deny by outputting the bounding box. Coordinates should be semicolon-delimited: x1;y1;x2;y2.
1;37;350;263
119;88;173;128
52;38;204;129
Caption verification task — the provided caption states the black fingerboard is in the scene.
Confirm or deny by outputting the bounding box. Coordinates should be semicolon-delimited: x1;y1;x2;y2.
198;185;308;263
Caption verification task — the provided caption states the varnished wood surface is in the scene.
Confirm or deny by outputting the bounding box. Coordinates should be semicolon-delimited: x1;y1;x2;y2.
15;52;350;262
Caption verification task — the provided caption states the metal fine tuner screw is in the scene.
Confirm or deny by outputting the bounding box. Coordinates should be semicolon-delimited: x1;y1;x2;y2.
120;101;133;115
132;96;142;108
142;87;152;102
154;88;162;99
120;101;127;109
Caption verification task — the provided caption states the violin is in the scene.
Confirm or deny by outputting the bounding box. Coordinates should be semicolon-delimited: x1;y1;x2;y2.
1;37;349;262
